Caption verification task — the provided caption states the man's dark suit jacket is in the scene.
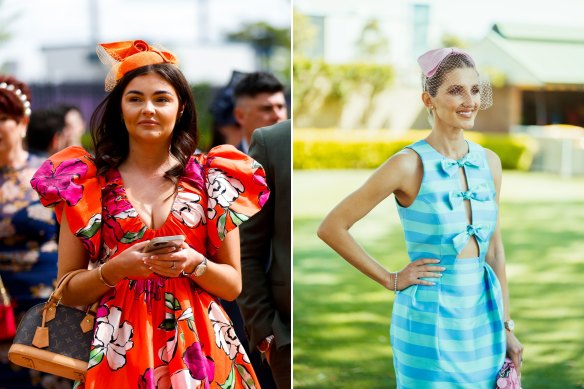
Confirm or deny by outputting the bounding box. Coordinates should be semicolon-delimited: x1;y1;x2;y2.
237;120;291;353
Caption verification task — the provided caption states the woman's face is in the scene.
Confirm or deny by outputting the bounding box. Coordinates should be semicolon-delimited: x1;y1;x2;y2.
121;72;181;146
0;112;26;155
430;67;481;131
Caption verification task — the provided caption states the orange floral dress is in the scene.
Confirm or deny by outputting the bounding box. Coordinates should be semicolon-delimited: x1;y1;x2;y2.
30;145;269;389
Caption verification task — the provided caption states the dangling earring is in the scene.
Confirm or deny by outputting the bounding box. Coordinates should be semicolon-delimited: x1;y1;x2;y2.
21;131;26;139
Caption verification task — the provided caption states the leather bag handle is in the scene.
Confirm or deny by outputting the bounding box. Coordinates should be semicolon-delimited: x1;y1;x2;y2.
32;269;99;348
49;269;88;305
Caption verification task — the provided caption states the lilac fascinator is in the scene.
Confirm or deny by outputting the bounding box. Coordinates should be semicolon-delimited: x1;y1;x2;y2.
417;47;475;77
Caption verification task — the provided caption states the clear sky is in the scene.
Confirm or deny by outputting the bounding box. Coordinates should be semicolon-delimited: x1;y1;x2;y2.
0;0;291;80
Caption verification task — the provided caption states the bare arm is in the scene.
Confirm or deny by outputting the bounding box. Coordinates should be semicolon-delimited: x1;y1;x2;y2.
317;150;443;291
145;229;243;301
58;208;154;306
484;149;524;373
484;150;510;320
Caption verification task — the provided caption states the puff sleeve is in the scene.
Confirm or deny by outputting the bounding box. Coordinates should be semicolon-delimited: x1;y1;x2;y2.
30;146;103;262
197;145;269;255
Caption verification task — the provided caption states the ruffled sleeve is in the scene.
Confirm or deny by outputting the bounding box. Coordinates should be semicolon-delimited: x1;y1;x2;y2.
30;146;103;261
196;145;269;255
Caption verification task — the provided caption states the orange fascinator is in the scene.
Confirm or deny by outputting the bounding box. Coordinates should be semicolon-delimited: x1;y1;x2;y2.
96;40;178;91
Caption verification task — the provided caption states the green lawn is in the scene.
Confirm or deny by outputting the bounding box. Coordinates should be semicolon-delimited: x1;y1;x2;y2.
293;170;584;389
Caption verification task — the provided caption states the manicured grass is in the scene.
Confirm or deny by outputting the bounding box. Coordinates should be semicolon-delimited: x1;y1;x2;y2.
293;170;584;388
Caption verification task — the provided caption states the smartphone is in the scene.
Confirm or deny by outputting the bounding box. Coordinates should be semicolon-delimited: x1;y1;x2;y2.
143;235;186;253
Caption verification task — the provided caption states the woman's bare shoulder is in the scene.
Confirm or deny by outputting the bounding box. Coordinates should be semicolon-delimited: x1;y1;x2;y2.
483;148;502;175
363;147;423;199
378;147;422;176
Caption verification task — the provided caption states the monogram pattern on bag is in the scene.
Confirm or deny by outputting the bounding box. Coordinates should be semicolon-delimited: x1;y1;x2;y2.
13;303;94;361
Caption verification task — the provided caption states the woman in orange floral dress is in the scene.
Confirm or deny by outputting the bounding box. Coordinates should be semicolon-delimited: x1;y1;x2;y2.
30;40;268;388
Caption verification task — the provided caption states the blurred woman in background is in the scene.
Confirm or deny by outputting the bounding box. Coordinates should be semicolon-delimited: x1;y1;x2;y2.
0;75;67;388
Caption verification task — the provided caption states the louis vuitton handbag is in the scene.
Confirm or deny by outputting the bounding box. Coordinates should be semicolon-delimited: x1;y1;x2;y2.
8;269;98;382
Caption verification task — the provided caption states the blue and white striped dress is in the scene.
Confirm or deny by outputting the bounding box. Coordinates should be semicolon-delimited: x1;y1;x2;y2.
390;139;506;388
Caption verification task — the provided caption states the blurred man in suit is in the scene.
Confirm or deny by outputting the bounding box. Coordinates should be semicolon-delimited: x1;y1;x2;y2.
237;119;291;388
233;72;287;154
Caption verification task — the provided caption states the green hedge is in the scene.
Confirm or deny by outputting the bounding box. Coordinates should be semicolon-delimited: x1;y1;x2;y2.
293;129;539;170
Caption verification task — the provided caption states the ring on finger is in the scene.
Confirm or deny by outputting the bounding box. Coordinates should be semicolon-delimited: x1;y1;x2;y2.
170;261;176;270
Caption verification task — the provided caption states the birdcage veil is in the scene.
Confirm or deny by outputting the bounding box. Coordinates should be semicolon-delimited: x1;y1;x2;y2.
95;45;120;92
418;48;493;110
96;40;179;92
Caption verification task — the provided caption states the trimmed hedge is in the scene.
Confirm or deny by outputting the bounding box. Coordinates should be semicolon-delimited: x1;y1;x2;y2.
294;129;539;170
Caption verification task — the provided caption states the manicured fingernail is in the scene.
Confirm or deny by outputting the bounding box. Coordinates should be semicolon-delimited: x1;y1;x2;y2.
150;255;157;260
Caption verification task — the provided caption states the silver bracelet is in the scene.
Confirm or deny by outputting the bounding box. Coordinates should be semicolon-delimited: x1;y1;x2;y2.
393;272;398;293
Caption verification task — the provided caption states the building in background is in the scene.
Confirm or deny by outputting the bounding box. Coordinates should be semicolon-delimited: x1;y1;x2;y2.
294;0;584;175
472;23;584;130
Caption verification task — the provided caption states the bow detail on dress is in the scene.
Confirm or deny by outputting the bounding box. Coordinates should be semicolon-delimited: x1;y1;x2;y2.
440;152;482;176
452;224;489;254
448;183;493;209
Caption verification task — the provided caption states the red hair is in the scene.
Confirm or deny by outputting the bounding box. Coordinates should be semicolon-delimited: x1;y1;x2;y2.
0;75;32;121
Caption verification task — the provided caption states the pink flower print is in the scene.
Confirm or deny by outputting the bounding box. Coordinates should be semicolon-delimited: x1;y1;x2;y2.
102;182;135;219
138;368;155;389
208;302;249;363
139;366;172;389
95;285;117;309
31;158;88;206
171;370;203;389
158;298;196;363
258;191;269;207
73;213;102;259
183;342;215;382
172;190;206;228
89;306;134;371
101;215;126;251
252;168;266;188
130;278;167;311
101;201;146;249
206;168;244;220
184;158;205;191
251;164;270;208
96;305;110;321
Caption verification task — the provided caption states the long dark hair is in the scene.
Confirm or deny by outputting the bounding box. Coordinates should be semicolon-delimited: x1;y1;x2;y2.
90;63;199;183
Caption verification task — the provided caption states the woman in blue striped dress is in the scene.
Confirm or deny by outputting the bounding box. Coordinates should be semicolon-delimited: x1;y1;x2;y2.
318;48;523;388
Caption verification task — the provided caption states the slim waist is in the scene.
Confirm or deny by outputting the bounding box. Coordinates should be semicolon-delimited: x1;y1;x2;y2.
411;256;487;280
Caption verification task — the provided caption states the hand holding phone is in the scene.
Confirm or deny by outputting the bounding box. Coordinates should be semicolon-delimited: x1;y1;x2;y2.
142;235;186;253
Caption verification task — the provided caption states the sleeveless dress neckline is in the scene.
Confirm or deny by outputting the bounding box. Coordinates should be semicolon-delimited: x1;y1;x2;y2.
420;138;470;160
390;139;505;388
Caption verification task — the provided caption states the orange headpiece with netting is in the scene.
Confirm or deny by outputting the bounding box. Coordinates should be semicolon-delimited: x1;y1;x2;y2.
96;40;178;91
